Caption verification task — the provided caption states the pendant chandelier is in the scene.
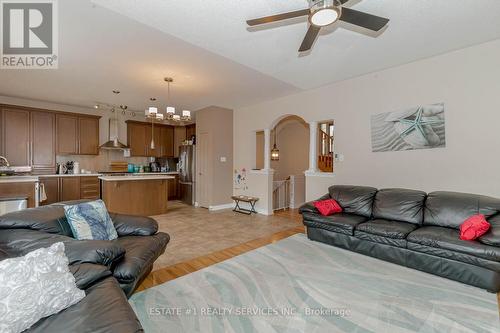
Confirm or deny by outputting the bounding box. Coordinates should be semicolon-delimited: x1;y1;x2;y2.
271;126;280;161
145;77;192;123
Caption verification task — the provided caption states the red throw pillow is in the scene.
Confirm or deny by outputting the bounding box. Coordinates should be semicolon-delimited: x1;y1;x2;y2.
459;214;491;241
313;199;343;216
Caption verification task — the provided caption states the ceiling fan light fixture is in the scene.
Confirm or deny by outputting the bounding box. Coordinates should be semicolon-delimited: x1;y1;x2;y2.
309;0;341;27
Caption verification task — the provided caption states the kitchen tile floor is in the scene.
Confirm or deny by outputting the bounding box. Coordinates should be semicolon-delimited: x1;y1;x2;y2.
150;201;303;270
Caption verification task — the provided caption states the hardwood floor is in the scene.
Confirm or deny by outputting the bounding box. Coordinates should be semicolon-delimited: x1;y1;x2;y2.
136;208;304;292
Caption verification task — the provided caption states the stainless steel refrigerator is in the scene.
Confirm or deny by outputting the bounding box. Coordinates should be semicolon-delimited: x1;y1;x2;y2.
178;145;196;205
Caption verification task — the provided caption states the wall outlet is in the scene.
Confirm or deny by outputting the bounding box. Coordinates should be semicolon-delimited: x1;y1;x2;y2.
220;157;227;162
334;153;344;162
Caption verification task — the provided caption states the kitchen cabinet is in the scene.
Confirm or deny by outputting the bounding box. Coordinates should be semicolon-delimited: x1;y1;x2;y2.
0;182;37;208
56;115;79;155
78;117;99;155
128;122;147;157
60;177;81;201
161;126;174;157
167;174;178;200
186;124;196;140
31;111;56;173
173;126;186;157
145;123;162;158
80;176;100;200
127;121;175;157
40;176;100;206
0;104;100;169
40;177;59;205
1;108;30;166
57;114;100;155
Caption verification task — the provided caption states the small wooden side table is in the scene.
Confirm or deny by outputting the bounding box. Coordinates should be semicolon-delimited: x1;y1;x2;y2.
231;195;259;215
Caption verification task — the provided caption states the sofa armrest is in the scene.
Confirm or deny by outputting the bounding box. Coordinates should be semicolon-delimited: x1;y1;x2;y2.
0;229;125;267
299;193;330;214
110;213;158;236
479;214;500;247
69;263;112;290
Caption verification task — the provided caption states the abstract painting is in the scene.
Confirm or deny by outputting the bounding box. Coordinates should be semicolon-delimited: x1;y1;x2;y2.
371;103;446;152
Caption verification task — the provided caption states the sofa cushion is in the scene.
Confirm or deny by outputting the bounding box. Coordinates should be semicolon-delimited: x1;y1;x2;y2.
26;277;143;333
302;212;368;236
356;219;418;239
112;232;170;285
407;226;500;262
373;188;426;224
328;185;378;218
424;191;500;229
353;230;408;248
479;214;500;247
0;205;73;236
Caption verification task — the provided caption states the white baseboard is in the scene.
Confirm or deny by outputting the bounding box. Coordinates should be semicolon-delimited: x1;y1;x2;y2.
208;203;234;211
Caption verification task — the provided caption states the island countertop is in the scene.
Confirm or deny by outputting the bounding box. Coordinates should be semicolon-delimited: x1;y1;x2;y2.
98;175;175;182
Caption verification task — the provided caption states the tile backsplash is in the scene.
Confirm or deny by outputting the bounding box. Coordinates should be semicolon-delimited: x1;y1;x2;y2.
56;150;149;173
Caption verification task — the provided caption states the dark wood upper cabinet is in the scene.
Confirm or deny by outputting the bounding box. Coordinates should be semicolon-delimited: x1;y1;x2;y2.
56;114;79;155
56;114;99;155
173;126;186;158
161;126;174;157
127;121;176;158
186;124;196;140
128;122;147;157
78;117;99;155
1;108;30;166
31;111;56;172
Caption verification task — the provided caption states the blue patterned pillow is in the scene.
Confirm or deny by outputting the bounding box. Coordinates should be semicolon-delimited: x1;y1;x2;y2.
64;200;118;240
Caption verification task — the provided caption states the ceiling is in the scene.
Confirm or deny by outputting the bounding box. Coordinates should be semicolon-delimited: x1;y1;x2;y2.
93;0;500;90
2;0;500;112
0;0;299;112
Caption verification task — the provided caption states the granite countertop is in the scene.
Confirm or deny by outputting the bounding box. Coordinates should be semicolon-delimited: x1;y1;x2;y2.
99;175;175;181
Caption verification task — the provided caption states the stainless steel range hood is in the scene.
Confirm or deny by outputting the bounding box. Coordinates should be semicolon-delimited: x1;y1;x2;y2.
100;118;129;150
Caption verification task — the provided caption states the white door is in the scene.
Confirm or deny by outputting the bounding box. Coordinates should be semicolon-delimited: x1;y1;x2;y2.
197;132;211;208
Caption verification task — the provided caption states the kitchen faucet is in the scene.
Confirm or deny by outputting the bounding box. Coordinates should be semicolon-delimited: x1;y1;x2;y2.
0;156;10;167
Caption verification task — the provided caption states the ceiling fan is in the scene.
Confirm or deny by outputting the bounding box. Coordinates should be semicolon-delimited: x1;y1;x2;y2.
247;0;389;52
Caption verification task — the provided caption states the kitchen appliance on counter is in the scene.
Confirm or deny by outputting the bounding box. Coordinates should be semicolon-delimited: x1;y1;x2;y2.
149;162;160;172
57;161;77;174
178;145;195;205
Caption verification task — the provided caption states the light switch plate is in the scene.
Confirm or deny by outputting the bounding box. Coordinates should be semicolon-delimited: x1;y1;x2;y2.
220;157;227;162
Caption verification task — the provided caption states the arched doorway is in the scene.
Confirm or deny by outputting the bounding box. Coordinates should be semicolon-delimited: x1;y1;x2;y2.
255;115;310;211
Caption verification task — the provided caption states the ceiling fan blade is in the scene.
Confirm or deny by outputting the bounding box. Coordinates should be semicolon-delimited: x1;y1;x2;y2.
247;9;310;26
299;25;321;52
340;7;389;31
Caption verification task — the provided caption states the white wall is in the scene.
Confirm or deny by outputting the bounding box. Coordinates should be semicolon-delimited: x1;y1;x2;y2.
234;39;500;199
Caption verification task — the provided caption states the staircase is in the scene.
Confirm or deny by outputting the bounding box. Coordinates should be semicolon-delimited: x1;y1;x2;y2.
318;126;334;172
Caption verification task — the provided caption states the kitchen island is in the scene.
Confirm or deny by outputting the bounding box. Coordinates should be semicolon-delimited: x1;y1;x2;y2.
99;175;174;216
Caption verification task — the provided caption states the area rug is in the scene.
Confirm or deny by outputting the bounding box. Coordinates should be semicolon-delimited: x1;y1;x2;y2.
130;234;499;332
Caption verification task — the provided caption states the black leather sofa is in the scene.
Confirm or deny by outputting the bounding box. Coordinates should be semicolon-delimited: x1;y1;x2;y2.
300;185;500;292
0;201;170;332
